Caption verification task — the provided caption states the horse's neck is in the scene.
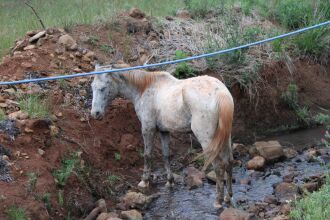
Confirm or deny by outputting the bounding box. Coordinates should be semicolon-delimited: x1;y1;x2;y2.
116;71;173;104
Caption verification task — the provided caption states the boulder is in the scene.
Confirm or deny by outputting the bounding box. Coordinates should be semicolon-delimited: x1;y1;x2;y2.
219;208;256;220
283;148;298;159
184;166;205;189
8;111;29;120
246;156;265;170
255;141;284;161
274;182;299;202
58;34;77;50
29;31;46;43
129;8;145;19
121;210;142;220
119;191;158;210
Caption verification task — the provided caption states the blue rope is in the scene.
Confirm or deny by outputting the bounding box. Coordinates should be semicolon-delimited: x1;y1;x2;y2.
1;20;329;86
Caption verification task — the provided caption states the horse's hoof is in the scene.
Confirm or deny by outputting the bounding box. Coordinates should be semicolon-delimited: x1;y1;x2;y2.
165;181;174;188
224;195;232;203
138;180;149;188
213;201;223;209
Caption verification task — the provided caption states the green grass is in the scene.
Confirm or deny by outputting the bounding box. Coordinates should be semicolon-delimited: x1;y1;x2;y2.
53;153;79;187
26;172;38;192
18;95;49;119
173;50;195;79
0;108;7;121
6;206;26;220
114;152;121;161
314;113;330;129
107;173;121;185
290;176;330;220
58;190;64;206
0;0;185;57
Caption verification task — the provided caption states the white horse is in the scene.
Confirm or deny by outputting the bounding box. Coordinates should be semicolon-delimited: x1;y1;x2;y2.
91;64;234;207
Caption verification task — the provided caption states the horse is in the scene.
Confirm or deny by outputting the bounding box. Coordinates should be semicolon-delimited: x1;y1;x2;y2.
90;64;234;208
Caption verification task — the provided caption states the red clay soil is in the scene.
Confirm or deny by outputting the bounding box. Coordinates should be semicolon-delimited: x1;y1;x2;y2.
0;11;329;220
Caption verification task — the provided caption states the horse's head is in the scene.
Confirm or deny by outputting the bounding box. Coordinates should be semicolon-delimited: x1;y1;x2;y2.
91;72;118;120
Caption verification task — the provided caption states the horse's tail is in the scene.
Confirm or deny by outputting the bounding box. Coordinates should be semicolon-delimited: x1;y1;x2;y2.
202;91;234;170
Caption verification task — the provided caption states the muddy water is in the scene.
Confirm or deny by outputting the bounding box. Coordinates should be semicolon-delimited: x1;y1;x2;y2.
144;127;328;220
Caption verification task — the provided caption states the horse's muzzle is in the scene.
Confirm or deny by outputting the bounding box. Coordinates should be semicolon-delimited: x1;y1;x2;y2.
91;110;104;120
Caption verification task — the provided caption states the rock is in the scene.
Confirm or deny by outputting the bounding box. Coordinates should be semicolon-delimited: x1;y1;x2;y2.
274;182;299;202
50;125;60;137
206;170;216;182
23;45;36;50
304;149;318;162
233;143;248;157
264;195;278;205
239;178;251;185
300;182;319;193
121;210;142;220
96;212;120;220
184;166;205;189
29;31;46;43
8;111;29;120
73;68;82;73
273;215;289;220
84;51;95;59
4;88;16;95
173;173;184;183
96;199;107;213
283;172;296;183
21;62;33;68
129;8;145;19
280;204;291;215
38;148;45;156
58;34;77;50
283;148;298;159
255;141;284;161
219;208;256;220
0;103;8;108
246;156;265;170
176;9;191;19
119;191;158;210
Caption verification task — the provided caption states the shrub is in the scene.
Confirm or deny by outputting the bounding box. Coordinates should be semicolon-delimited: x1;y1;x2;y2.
173;50;195;79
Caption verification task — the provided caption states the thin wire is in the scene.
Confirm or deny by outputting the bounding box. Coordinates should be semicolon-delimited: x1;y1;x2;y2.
0;20;329;86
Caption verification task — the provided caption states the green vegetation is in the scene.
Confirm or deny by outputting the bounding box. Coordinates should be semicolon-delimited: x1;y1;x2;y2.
53;153;79;187
183;0;224;18
41;193;51;210
0;0;184;57
19;95;49;119
281;83;299;109
173;50;195;79
107;173;121;185
6;206;26;220
26;172;38;192
0;108;7;121
114;152;121;161
58;190;64;206
314;113;330;129
290;176;330;220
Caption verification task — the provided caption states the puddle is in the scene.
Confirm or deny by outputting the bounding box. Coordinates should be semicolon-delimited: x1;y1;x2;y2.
144;127;329;220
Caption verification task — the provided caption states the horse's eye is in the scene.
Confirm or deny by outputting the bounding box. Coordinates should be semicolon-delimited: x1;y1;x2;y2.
100;88;106;92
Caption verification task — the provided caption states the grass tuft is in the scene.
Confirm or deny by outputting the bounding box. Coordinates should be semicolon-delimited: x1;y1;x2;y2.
6;206;26;220
53;153;79;187
19;94;49;119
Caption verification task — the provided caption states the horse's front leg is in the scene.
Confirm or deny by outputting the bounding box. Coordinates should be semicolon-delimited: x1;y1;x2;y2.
138;128;155;188
160;132;174;187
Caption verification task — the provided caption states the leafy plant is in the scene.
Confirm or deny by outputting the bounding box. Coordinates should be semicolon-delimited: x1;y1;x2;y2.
26;172;38;192
173;50;195;79
58;190;64;206
290;176;330;220
19;94;49;119
114;152;121;161
314;113;330;129
107;173;120;185
41;193;51;210
281;83;299;109
6;206;25;220
295;107;312;126
0;108;7;121
53;153;78;187
88;36;100;46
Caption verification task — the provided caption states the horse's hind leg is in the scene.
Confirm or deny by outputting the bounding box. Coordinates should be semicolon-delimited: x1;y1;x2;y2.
224;137;233;203
138;128;155;188
213;158;225;208
160;132;174;187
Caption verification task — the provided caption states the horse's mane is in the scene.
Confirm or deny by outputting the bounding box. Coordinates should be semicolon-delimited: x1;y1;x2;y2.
120;70;170;93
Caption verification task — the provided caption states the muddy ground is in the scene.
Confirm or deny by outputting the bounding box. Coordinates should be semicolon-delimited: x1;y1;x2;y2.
0;8;329;220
